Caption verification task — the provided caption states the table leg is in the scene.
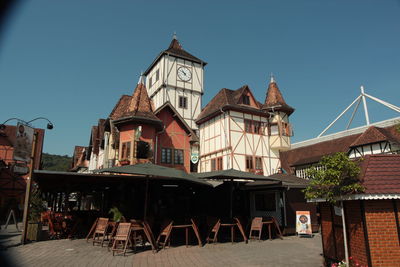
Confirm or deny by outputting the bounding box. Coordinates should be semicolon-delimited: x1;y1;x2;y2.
268;224;272;240
185;227;189;247
231;226;234;244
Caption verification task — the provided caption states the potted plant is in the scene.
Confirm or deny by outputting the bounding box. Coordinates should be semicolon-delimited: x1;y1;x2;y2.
27;186;46;241
109;206;124;222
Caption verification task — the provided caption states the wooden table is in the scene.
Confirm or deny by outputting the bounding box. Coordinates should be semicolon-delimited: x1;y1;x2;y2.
171;224;202;247
220;222;247;244
130;221;157;252
262;218;283;240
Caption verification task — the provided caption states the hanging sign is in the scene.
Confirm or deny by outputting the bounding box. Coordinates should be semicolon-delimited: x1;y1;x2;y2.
296;210;312;235
191;153;199;164
13;123;34;162
334;205;342;216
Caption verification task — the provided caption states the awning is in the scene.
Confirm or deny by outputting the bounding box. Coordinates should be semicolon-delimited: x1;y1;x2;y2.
194;168;282;182
96;163;212;186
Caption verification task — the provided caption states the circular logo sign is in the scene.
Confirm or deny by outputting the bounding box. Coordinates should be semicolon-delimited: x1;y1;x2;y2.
191;154;199;164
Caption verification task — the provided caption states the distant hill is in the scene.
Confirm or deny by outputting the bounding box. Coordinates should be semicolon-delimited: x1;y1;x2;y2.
41;153;72;171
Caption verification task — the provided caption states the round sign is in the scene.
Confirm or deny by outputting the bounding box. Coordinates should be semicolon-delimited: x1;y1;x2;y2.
191;154;199;164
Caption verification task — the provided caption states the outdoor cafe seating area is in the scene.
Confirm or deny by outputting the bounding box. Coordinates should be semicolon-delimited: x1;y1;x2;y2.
79;215;284;256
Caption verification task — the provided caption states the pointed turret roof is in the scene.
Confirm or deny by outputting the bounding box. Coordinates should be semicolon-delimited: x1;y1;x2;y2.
144;36;206;75
263;78;294;115
112;77;162;129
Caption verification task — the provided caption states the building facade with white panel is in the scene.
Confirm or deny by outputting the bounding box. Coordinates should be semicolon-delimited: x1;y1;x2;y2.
196;79;295;176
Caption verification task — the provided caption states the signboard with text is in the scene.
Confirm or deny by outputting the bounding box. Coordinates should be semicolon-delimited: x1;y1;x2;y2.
296;210;312;236
13;122;34;162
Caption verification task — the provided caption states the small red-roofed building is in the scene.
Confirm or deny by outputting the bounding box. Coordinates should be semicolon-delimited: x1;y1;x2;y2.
318;154;400;267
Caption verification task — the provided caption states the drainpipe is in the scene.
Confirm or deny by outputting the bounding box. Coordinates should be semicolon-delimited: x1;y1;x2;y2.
341;201;349;266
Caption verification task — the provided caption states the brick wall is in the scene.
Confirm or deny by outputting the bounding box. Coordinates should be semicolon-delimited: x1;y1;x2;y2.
345;201;368;266
365;200;400;267
320;202;336;259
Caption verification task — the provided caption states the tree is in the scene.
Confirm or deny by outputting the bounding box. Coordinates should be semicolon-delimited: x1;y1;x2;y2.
303;152;364;203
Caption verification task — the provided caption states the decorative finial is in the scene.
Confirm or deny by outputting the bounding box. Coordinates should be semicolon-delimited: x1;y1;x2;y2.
270;72;275;83
173;31;177;40
138;71;145;85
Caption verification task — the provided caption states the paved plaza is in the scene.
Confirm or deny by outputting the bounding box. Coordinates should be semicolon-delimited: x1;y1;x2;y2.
0;225;323;267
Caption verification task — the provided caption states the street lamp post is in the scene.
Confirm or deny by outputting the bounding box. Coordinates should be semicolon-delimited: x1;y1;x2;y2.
0;117;54;244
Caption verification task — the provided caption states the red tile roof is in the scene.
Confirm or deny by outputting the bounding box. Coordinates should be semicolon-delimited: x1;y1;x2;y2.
111;83;162;126
280;125;400;173
350;126;395;147
360;154;400;194
263;81;294;115
196;85;267;124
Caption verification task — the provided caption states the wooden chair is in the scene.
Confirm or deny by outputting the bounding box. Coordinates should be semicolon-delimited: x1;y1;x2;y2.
86;218;99;242
249;217;263;241
191;218;202;246
143;221;158;252
130;219;145;251
156;220;173;249
111;222;132;256
92;217;109;247
106;221;119;248
234;217;248;243
206;219;221;244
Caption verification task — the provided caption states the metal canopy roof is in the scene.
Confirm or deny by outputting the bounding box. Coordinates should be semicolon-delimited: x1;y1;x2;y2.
194;169;282;182
96;163;212;186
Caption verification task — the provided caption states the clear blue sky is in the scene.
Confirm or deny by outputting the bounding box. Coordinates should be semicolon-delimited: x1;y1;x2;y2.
1;0;400;156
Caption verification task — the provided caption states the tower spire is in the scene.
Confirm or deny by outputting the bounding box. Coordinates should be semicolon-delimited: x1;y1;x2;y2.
173;31;177;40
137;71;145;85
270;72;275;83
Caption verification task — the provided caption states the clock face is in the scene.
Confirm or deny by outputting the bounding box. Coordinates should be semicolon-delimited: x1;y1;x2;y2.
177;66;192;82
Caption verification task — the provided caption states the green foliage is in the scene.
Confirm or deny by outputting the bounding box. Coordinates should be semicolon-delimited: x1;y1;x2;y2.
109;206;123;222
303;152;364;203
41;153;72;171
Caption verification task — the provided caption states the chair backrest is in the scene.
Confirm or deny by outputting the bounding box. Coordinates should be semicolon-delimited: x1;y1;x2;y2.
95;217;109;232
250;217;263;230
234;217;244;229
143;220;157;251
191;218;200;233
211;219;221;233
115;222;131;238
159;221;173;236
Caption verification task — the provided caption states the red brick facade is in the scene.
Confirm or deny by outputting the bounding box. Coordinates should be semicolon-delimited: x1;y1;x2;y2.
320;200;400;267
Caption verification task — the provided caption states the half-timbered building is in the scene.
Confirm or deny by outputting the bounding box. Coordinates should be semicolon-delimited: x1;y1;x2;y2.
144;36;206;131
196;77;294;176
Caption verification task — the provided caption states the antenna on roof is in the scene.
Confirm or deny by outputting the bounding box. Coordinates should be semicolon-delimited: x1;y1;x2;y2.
138;71;145;85
269;72;275;83
317;85;400;137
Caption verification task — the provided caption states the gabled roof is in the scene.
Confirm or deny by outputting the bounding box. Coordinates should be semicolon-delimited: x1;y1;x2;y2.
280;125;400;173
196;85;267;124
154;102;199;142
350;126;398;147
360;154;400;194
263;80;294;115
144;37;206;75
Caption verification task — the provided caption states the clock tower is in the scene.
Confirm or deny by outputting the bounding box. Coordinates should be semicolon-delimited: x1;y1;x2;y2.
144;36;206;130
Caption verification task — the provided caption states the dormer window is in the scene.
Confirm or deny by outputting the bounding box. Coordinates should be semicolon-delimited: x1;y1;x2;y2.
242;95;250;105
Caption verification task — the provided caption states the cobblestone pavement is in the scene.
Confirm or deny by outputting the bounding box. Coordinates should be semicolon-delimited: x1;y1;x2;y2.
1;225;323;267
